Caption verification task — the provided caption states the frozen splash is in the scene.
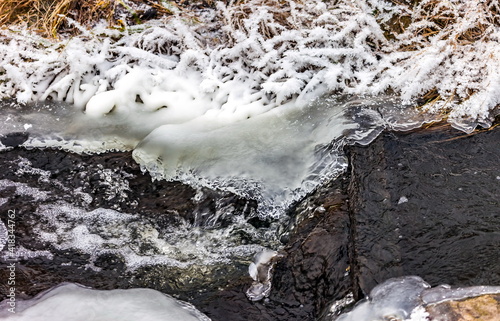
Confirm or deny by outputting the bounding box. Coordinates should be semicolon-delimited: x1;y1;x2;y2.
0;283;211;321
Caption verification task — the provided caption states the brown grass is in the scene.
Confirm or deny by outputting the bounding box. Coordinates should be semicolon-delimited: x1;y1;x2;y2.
0;0;118;38
385;0;500;48
223;0;300;40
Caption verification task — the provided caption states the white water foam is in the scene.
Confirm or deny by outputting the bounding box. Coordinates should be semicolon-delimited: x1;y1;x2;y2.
18;199;277;270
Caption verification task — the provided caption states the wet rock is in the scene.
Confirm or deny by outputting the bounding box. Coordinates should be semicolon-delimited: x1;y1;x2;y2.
426;294;500;321
0;132;29;147
347;122;500;295
190;277;314;321
271;177;352;318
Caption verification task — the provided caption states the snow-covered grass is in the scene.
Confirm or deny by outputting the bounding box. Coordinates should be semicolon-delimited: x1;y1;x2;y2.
0;0;499;130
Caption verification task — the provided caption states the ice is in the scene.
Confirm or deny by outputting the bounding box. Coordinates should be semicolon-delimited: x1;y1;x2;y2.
0;95;426;219
335;276;431;321
0;283;210;321
422;284;500;304
398;196;408;205
132;99;351;214
246;249;279;301
331;276;500;321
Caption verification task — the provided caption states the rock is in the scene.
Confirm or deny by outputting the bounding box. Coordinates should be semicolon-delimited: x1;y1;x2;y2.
426;294;500;321
271;177;352;317
0;132;29;147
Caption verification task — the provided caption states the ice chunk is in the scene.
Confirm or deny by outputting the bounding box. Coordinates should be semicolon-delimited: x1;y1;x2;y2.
246;249;279;301
0;283;210;321
332;276;500;321
398;196;408;204
335;276;430;321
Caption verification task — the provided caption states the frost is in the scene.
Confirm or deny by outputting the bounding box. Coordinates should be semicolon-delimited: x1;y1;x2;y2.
0;0;498;215
1;0;497;128
407;306;429;321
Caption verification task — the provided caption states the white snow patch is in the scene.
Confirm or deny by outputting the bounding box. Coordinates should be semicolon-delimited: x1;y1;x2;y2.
0;283;210;321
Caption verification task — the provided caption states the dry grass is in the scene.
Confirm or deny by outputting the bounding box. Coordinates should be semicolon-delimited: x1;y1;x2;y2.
385;0;500;49
0;0;191;38
222;0;301;40
0;0;118;37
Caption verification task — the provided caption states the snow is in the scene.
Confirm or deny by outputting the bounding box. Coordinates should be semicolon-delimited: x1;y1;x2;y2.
0;283;211;321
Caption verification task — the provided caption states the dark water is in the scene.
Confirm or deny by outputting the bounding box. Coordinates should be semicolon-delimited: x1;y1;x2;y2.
348;123;500;296
1;122;499;320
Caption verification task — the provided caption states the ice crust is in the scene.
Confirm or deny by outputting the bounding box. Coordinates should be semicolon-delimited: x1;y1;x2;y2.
0;283;211;321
